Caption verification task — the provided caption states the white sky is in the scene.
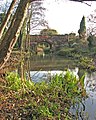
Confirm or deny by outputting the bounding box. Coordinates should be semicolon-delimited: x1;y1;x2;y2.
0;0;96;35
43;0;96;34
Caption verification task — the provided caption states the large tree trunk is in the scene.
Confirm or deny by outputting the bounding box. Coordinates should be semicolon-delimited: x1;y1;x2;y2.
0;0;17;40
0;0;93;69
0;0;30;69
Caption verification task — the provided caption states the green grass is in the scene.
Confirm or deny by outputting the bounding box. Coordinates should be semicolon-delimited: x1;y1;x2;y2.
4;70;86;119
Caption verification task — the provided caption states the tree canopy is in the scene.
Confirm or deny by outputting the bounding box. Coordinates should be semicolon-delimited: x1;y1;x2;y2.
40;28;58;35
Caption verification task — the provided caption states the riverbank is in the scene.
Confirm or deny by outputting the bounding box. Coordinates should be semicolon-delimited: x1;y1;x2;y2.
0;70;86;119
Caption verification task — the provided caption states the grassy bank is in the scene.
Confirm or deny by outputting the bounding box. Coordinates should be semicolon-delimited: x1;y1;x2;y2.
0;70;86;120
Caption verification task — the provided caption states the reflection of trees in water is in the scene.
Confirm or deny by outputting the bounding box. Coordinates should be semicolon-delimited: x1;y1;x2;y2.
71;96;96;120
85;72;96;93
70;99;87;120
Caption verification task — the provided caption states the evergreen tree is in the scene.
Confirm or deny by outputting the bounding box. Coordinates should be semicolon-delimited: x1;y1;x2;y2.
78;16;86;39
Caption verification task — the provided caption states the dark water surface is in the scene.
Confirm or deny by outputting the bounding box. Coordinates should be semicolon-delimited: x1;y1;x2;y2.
26;55;96;120
27;55;78;71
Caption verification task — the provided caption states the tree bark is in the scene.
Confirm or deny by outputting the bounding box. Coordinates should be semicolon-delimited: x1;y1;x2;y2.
0;0;93;69
0;0;30;69
0;0;17;40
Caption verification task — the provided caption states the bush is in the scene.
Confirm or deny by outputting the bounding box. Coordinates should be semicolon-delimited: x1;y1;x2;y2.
57;47;75;57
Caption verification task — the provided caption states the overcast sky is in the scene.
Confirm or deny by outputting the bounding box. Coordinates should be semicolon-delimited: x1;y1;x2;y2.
0;0;96;34
43;0;96;34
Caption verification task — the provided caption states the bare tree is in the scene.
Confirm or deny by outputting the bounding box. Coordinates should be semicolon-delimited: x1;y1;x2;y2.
0;0;95;69
70;0;96;1
70;0;95;6
0;0;31;69
25;0;48;51
29;1;48;34
0;0;17;40
87;9;96;35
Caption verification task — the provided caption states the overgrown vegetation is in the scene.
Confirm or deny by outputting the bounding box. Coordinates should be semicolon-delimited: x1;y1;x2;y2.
0;70;86;119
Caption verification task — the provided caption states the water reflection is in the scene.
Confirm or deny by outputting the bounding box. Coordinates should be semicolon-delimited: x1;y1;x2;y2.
70;70;96;120
26;55;78;71
29;68;96;97
85;72;96;98
30;67;79;82
29;68;96;120
30;70;65;83
70;97;96;120
25;55;96;119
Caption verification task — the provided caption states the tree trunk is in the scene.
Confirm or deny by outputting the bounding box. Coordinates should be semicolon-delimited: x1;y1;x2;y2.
0;0;30;69
0;0;17;40
0;0;91;70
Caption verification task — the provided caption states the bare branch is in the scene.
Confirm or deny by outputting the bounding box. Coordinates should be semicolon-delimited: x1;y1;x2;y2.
70;0;96;6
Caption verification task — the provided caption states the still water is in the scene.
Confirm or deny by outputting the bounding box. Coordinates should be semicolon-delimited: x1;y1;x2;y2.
26;55;96;120
70;71;96;120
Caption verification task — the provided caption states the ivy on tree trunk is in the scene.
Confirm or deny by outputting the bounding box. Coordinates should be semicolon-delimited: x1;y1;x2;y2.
0;0;30;69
